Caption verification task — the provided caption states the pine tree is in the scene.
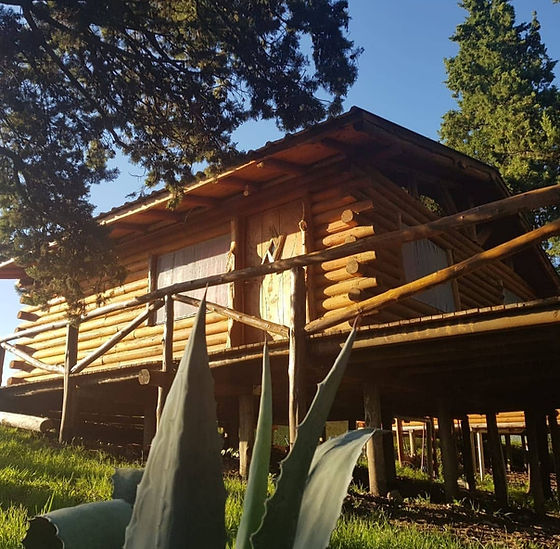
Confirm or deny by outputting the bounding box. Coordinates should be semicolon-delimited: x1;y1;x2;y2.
0;1;360;310
440;0;560;199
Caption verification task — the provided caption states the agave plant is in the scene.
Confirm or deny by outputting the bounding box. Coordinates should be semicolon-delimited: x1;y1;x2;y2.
23;299;375;549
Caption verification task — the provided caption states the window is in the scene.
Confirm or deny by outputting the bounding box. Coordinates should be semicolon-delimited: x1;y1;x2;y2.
155;233;231;323
402;239;455;313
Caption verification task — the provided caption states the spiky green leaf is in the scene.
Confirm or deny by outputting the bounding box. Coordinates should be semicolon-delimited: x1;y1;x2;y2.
251;329;357;549
236;342;272;549
293;428;374;549
123;298;226;549
23;499;133;549
112;468;144;504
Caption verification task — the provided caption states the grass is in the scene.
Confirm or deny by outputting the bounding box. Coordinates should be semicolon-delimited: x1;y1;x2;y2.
0;425;554;548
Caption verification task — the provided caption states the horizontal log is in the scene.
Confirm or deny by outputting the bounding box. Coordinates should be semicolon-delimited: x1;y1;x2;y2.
0;411;54;433
9;360;36;372
138;369;172;388
17;311;39;322
311;194;355;215
322;276;379;298
320;251;377;272
314;198;373;226
318;225;375;248
306;216;560;333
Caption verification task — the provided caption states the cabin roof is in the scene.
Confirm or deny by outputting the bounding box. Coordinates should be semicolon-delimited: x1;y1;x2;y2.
1;106;559;293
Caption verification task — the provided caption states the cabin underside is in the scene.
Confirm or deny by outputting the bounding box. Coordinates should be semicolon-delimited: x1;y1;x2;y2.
2;297;558;437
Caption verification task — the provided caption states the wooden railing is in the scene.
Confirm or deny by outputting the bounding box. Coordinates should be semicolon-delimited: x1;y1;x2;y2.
1;183;560;442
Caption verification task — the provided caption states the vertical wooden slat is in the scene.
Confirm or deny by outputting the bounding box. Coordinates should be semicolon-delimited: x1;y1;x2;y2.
228;217;244;347
525;410;545;515
288;266;307;446
156;295;174;428
426;418;434;479
486;412;508;507
239;394;255;480
395;418;404;465
476;431;485;481
363;381;387;496
59;323;79;443
147;255;158;326
548;410;560;495
408;429;417;457
536;411;553;499
460;416;476;492
0;346;5;387
438;400;459;501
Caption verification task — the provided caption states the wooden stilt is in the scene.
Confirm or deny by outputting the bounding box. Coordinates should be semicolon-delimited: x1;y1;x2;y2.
460;416;476;492
363;382;387;496
525;410;546;515
470;431;477;482
156;295;174;429
504;434;512;473
288;266;307;446
239;394;255;481
476;431;485;481
409;429;417;458
547;411;560;495
396;418;404;465
426;418;434;479
381;407;397;489
535;411;552;499
438;400;459;501
59;324;79;443
521;434;528;473
486;412;508;507
0;346;5;387
143;388;157;455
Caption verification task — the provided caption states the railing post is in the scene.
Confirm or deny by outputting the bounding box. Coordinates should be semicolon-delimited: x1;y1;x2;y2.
157;295;174;429
288;266;306;446
59;323;79;443
0;345;5;386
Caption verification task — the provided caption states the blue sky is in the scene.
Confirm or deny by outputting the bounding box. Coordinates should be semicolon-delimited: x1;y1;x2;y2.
1;1;559;382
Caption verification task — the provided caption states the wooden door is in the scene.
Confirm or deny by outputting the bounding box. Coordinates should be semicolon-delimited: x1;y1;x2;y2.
245;201;305;343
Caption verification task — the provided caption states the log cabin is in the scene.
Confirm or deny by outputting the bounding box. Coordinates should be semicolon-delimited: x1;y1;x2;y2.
1;106;560;510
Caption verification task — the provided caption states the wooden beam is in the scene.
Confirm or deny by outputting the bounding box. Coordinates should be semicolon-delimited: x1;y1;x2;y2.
460;416;476;492
109;221;148;233
138;368;172;388
239;394;255;480
1;341;63;374
0;411;54;433
157;295;174;429
71;301;163;374
59;324;79;443
288;266;307;446
486;412;508;507
524;410;546;515
142;209;185;223
174;293;289;338
9;360;35;372
306;216;560;333
363;381;388;496
426;418;434;478
536;411;553;499
17;310;39;322
548;411;560;496
438;400;459;501
143;388;157;454
395;418;404;465
183;194;218;208
220;176;258;195
257;158;306;176
476;431;485;481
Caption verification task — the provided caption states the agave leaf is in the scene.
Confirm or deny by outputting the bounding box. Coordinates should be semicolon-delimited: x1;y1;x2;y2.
235;342;272;549
293;428;375;549
123;297;226;549
112;468;144;504
251;329;357;549
23;499;133;549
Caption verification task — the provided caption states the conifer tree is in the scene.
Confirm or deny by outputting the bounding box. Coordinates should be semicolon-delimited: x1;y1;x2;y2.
0;1;360;310
440;0;560;209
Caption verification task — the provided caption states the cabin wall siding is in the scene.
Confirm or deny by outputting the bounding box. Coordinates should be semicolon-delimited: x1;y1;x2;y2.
8;164;538;383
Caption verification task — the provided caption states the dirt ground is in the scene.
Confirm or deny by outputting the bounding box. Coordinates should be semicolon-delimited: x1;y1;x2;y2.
346;471;560;548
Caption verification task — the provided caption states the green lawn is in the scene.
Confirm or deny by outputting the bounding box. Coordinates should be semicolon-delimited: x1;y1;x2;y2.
0;426;553;548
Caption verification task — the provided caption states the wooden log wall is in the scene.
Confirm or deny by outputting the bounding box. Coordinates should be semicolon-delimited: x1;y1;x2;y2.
309;168;535;331
8;222;233;384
